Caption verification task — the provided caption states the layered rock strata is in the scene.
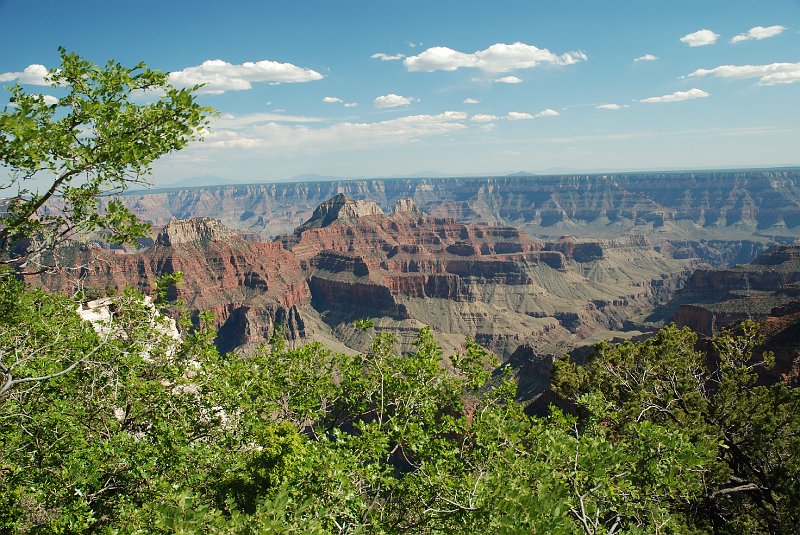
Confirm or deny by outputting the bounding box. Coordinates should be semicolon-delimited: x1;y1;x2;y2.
32;196;697;363
34;219;312;354
673;245;800;336
277;196;696;358
108;169;800;244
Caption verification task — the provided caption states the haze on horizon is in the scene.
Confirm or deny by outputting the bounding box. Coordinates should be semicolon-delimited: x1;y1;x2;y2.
1;0;798;187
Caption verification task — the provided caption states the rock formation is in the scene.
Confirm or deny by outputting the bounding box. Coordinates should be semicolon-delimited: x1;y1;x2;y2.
298;193;384;229
28;194;699;364
33;219;317;354
155;218;232;246
274;195;696;358
672;245;800;336
105;169;800;246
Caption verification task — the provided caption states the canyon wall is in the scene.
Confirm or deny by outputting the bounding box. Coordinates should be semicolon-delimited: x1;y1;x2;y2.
32;196;698;366
673;245;800;335
106;169;800;244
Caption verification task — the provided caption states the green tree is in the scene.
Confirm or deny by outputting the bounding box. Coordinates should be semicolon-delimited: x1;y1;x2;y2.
1;283;723;533
553;323;800;533
0;47;210;274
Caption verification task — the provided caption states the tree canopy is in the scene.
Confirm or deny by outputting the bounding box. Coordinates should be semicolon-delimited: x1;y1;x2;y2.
0;48;210;274
3;274;797;533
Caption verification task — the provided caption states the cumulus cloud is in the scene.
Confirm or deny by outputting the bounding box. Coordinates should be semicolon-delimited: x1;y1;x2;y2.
689;62;800;86
374;93;415;108
506;111;535;120
470;114;498;122
344;102;358;108
167;59;323;94
463;97;480;104
680;29;719;47
371;53;406;61
0;64;50;85
403;42;587;73
322;96;343;103
494;75;523;84
638;88;709;103
597;103;628;110
534;108;559;118
731;25;786;43
201;111;468;152
634;54;659;62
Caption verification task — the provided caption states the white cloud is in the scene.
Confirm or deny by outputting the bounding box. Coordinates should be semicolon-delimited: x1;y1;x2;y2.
688;62;800;86
213;112;323;128
168;59;323;94
731;25;786;43
634;54;659;62
374;93;415;108
463;97;480;104
321;97;358;107
470;114;498;122
597;103;628;110
0;64;50;85
371;53;406;61
534;108;560;118
403;41;587;73
507;111;535;120
680;29;720;47
638;88;709;103
494;75;523;84
201;111;468;152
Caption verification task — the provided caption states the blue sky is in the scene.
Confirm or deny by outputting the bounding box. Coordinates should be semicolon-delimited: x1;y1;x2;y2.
1;0;798;185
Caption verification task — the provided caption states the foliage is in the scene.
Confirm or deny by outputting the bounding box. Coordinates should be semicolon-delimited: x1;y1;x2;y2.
1;278;756;533
0;48;210;273
553;322;800;533
154;271;184;307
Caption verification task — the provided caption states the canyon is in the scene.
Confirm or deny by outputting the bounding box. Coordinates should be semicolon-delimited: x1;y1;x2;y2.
107;169;800;246
33;193;695;362
30;169;800;397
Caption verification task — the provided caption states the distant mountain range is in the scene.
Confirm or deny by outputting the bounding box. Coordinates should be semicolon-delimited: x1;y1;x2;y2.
160;175;237;188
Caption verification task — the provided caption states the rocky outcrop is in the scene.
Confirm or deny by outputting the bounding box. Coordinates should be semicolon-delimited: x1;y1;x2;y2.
299;193;384;229
155;218;232;246
31;229;312;353
393;198;423;217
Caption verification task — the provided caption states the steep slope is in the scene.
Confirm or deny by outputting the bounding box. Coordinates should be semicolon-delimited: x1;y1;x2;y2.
29;196;698;364
673;245;800;336
32;219;315;353
281;196;696;358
